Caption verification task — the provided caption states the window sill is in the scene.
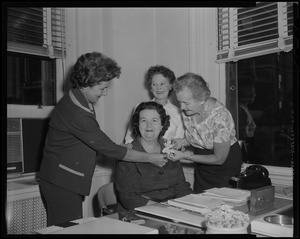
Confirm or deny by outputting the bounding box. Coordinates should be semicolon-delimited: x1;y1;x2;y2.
7;104;54;118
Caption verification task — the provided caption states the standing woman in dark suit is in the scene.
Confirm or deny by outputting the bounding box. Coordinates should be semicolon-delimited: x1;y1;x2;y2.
38;52;167;226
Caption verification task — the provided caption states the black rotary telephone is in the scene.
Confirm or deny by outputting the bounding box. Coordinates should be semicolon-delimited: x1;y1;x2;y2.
229;165;272;190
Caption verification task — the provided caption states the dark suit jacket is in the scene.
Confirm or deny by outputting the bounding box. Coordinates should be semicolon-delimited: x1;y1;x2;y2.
39;88;127;196
116;138;192;210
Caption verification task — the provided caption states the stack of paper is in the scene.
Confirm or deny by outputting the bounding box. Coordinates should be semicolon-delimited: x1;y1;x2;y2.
167;194;224;214
202;187;251;203
135;203;206;227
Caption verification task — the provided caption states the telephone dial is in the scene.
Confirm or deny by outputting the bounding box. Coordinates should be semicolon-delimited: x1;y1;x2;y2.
229;165;272;190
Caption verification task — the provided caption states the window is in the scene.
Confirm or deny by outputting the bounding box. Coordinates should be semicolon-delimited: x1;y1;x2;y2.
6;7;66;106
218;3;296;170
226;52;293;168
217;2;294;62
7;52;56;106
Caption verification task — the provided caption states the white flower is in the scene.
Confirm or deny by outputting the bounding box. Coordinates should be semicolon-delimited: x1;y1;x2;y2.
162;139;174;155
205;204;250;229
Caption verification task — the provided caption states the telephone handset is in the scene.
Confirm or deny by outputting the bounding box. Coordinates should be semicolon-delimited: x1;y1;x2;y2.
239;164;269;178
229;165;271;190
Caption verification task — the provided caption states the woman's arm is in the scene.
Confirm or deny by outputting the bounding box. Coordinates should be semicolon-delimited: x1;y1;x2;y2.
70;113;167;167
124;149;167;167
168;140;231;165
171;138;190;150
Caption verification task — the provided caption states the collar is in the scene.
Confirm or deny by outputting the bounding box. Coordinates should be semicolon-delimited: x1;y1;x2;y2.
152;98;170;106
69;89;95;115
132;137;164;153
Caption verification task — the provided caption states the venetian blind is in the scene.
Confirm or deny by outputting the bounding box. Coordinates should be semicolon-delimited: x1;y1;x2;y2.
216;2;294;62
7;7;66;58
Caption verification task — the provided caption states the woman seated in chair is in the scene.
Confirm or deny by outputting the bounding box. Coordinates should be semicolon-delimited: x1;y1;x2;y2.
116;101;193;211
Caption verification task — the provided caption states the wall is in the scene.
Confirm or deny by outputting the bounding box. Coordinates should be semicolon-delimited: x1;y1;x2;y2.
106;8;193;143
7;8;223;142
67;8;222;143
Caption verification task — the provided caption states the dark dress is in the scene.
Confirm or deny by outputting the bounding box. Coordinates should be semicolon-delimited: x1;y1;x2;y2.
116;138;193;211
193;142;242;193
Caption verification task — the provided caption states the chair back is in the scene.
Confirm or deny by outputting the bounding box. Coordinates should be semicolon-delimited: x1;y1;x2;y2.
97;182;117;216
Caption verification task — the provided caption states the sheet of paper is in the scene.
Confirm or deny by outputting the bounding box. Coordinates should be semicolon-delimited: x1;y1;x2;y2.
170;194;224;209
48;217;158;234
167;200;212;214
135;203;206;228
203;187;250;200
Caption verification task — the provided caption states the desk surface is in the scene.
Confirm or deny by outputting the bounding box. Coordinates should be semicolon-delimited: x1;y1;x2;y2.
36;196;292;235
107;210;205;234
106;197;292;235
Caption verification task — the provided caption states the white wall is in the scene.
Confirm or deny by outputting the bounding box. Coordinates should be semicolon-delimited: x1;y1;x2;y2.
94;8;222;143
106;8;195;143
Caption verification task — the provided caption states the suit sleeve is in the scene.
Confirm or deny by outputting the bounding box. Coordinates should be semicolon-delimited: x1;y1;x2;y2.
70;112;127;160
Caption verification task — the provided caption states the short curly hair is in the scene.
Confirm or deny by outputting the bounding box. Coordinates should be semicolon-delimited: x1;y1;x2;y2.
173;72;211;101
145;65;176;91
131;101;170;139
69;52;121;88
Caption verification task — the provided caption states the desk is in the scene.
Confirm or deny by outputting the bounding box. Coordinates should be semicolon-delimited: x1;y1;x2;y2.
235;197;293;220
35;216;159;234
111;197;293;235
107;210;205;234
35;210;205;234
35;197;292;235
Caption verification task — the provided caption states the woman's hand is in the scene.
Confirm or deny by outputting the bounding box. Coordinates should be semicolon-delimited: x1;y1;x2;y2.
167;149;188;162
171;138;185;150
120;143;133;149
147;153;168;167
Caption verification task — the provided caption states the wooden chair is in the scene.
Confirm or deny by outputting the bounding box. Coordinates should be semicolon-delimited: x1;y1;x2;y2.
97;182;117;216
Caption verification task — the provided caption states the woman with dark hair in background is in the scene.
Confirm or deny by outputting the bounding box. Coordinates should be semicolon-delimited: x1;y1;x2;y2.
116;101;192;211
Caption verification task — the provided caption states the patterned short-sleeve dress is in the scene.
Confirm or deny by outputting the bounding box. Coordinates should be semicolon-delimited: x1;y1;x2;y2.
182;100;242;193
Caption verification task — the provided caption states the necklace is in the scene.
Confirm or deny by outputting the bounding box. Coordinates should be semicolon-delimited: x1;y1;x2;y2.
81;89;95;115
195;100;210;123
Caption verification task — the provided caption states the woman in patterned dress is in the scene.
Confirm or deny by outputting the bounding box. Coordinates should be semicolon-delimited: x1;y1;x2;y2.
168;72;242;193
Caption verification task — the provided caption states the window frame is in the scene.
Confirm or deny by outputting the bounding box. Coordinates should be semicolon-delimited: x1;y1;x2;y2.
216;2;294;63
6;7;66;118
218;3;295;182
